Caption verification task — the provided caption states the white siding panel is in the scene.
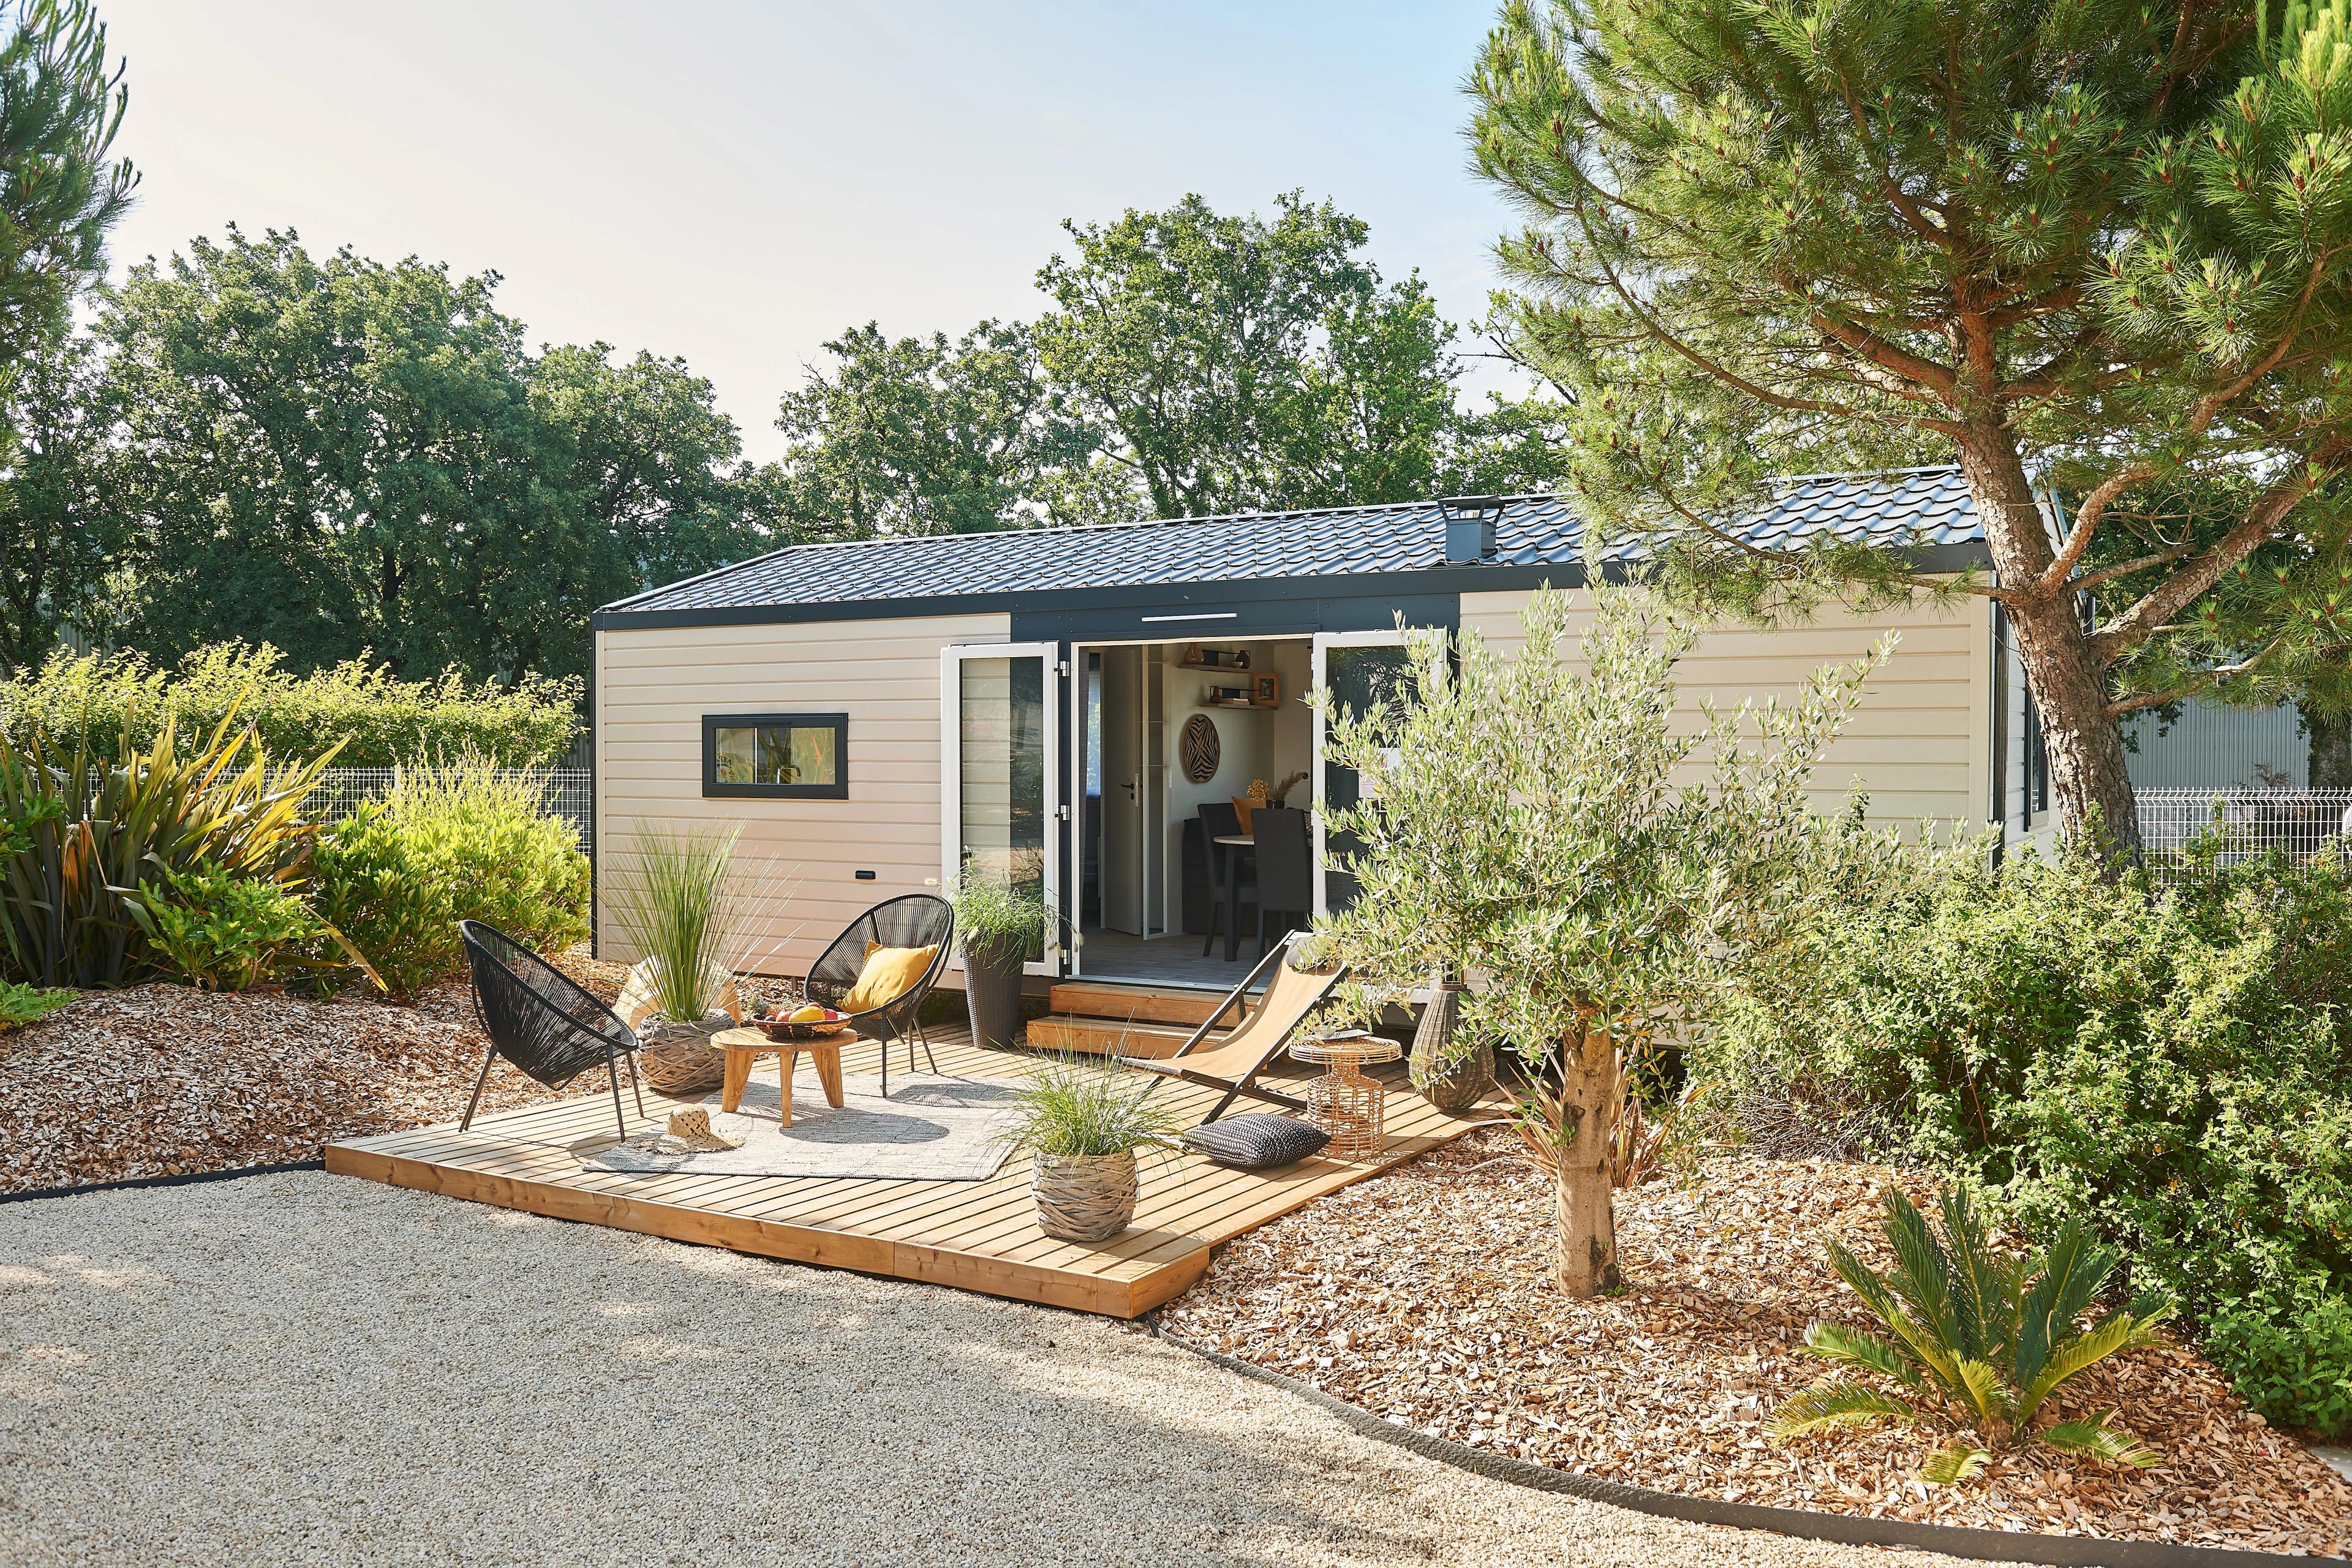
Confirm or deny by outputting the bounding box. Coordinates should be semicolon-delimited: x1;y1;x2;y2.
595;612;1010;974
1458;589;1989;830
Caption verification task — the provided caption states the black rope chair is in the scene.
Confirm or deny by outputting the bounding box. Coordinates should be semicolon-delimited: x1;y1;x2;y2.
459;919;645;1138
801;894;956;1098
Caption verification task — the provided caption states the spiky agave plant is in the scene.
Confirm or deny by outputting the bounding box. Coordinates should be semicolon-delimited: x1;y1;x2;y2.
1769;1186;2174;1483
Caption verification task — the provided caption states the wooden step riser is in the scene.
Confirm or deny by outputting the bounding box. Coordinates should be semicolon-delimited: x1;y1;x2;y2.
1046;982;1240;1028
1023;1016;1215;1058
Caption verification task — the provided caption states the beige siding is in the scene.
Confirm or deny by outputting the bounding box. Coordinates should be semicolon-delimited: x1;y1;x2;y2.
595;612;1009;974
1458;589;1992;831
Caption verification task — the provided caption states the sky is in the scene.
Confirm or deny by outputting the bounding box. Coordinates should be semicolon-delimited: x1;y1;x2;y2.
97;1;1528;464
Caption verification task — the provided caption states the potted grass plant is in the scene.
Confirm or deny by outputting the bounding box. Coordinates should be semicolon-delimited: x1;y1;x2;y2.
609;826;756;1094
1000;1055;1183;1243
949;868;1074;1051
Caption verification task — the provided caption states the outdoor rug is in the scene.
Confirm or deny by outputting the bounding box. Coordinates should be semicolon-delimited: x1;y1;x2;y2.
578;1069;1024;1182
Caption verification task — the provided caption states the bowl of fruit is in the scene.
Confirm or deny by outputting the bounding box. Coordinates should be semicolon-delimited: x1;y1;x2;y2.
752;1000;852;1042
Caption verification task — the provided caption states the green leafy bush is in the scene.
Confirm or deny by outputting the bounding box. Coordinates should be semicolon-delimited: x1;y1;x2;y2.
1705;844;2352;1436
0;980;74;1028
0;643;580;767
133;861;323;991
307;806;458;997
0;714;337;987
1772;1185;2173;1481
309;759;590;994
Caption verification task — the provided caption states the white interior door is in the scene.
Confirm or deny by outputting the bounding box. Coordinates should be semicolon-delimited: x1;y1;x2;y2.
940;641;1062;976
1310;628;1412;914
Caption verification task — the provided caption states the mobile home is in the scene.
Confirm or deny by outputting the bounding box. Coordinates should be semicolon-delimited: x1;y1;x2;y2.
590;466;2026;993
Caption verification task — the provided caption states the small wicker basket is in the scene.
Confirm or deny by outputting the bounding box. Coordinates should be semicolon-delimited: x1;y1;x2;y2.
1030;1150;1139;1243
636;1015;729;1095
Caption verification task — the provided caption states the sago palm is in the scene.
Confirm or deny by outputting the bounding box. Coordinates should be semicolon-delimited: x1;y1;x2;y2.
1770;1186;2174;1483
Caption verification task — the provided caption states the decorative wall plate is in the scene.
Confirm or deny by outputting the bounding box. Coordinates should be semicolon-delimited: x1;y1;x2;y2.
1180;713;1221;783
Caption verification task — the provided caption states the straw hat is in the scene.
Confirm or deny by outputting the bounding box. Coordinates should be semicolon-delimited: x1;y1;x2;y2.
630;1107;745;1155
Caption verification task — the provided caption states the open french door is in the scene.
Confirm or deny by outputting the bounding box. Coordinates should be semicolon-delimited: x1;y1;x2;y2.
941;641;1063;977
1310;628;1413;914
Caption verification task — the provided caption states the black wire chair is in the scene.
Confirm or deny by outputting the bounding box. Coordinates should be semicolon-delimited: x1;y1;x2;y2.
802;894;956;1098
459;919;645;1138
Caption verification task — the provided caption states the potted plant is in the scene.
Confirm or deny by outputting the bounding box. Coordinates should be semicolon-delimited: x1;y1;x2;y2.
948;869;1074;1051
998;1055;1182;1243
609;826;755;1094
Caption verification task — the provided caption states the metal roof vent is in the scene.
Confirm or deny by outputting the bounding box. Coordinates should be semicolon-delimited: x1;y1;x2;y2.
1440;496;1506;563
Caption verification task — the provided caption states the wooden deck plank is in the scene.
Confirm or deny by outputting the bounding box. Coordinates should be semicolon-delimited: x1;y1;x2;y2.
323;1033;1499;1319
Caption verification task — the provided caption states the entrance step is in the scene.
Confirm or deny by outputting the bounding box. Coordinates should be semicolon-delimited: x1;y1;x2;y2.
1046;981;1238;1028
1023;1015;1214;1059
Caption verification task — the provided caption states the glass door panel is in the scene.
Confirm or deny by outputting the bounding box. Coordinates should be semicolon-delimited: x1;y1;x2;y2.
941;642;1061;974
1310;630;1414;913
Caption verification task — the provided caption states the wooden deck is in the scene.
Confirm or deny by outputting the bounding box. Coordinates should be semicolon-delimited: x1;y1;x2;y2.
324;1028;1497;1319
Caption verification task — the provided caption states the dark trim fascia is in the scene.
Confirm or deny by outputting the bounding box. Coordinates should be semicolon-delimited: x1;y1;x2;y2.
590;544;1991;634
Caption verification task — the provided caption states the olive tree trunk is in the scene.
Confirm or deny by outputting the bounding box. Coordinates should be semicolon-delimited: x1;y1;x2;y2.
1552;1021;1622;1297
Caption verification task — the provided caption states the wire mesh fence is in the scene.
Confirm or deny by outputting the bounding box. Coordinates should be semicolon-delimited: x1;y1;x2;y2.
306;766;593;853
2137;787;2352;882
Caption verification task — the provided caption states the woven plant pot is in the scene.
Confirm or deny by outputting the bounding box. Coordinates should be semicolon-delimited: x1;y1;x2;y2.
1409;984;1492;1115
637;1014;730;1095
1030;1150;1138;1243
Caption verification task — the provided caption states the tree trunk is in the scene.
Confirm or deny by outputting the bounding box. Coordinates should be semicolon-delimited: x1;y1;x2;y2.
1553;1020;1621;1297
2312;708;2352;790
1958;439;2142;854
2004;588;2141;852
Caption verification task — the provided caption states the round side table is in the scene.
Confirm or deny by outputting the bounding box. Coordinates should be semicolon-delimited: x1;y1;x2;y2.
1289;1030;1404;1161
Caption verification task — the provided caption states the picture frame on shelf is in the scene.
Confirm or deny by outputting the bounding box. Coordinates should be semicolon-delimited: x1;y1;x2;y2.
1251;673;1281;707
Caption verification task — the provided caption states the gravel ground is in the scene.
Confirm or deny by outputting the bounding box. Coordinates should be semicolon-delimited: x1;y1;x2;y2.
0;1174;2003;1568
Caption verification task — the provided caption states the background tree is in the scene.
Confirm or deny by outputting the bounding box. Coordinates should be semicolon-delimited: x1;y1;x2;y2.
1033;192;1466;519
0;328;116;666
771;320;1083;535
1469;0;2352;850
97;228;772;685
0;0;131;374
1317;586;1879;1295
0;0;134;669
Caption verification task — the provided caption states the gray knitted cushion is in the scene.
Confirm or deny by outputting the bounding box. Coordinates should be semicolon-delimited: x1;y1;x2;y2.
1180;1114;1328;1169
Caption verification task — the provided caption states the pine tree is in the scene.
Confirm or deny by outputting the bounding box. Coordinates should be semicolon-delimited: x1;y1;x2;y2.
1469;0;2352;848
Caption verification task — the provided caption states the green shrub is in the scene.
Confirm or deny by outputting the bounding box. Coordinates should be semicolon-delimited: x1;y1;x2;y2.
133;861;322;991
309;759;589;994
307;805;458;997
1772;1185;2173;1482
0;643;580;767
0;714;336;987
1705;843;2352;1437
0;980;74;1028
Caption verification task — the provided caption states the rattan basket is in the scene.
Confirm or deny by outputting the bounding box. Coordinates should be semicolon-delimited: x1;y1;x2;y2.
636;1015;729;1095
1030;1150;1139;1243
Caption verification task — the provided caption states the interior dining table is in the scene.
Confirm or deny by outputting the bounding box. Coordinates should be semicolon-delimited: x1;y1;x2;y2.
1210;832;1254;962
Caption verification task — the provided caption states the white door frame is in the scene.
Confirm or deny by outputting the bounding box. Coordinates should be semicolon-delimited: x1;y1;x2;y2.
940;640;1062;978
1310;628;1410;914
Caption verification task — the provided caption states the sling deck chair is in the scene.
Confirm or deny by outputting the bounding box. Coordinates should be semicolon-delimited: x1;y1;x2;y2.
1114;933;1351;1123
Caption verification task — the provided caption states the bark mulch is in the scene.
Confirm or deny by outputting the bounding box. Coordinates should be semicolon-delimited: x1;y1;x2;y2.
0;949;633;1195
1164;1129;2352;1558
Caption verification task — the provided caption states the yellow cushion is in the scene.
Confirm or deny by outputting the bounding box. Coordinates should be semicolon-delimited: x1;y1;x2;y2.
842;941;938;1013
1230;796;1255;834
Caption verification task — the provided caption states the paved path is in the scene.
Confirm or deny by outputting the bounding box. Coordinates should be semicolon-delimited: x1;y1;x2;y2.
0;1173;1991;1568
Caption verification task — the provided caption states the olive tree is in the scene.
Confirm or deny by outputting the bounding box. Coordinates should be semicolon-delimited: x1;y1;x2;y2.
1316;584;1885;1295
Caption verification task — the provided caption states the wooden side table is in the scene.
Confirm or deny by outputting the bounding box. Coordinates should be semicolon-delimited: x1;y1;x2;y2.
712;1027;846;1127
1288;1030;1403;1160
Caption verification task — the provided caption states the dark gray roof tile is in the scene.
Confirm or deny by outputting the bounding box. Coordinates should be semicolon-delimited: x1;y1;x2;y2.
600;466;1981;619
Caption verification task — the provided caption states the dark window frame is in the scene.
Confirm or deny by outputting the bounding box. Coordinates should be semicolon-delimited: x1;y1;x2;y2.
702;712;850;799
